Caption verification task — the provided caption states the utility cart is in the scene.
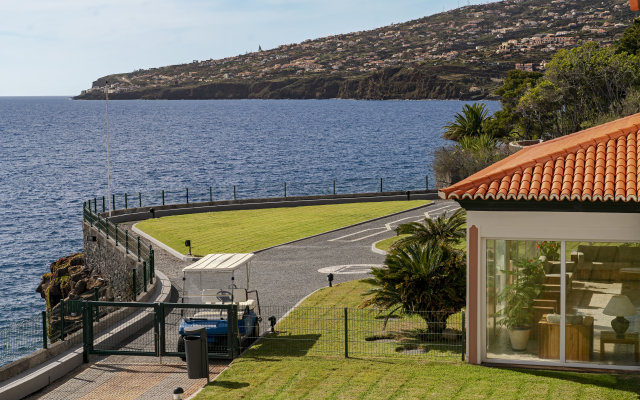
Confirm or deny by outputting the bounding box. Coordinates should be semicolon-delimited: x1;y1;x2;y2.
177;253;261;357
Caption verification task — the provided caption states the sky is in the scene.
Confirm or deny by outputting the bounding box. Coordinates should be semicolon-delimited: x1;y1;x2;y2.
0;0;492;96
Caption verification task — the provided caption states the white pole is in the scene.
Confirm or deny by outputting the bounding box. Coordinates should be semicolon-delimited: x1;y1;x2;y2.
105;81;112;217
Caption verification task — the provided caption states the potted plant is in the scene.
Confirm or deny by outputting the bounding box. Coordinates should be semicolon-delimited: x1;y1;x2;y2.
497;257;545;351
537;241;560;261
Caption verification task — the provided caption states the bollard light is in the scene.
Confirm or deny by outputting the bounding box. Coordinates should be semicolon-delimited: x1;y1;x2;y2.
268;315;277;333
327;273;334;287
185;240;192;255
149;208;156;218
173;387;184;400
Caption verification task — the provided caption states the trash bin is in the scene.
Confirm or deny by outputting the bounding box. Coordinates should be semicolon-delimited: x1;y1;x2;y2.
184;327;208;380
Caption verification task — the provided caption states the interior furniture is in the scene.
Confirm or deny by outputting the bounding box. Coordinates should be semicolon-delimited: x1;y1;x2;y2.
575;245;640;281
538;315;594;361
600;331;639;362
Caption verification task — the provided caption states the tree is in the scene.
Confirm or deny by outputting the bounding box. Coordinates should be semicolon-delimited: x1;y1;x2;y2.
617;18;640;56
515;42;640;138
443;103;492;141
362;242;466;336
433;136;510;187
391;208;466;250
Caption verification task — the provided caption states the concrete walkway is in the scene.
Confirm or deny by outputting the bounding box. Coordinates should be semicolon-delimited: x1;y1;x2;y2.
24;200;459;399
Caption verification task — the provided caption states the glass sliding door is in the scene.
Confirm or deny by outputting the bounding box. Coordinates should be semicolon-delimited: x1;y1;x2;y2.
486;239;560;361
565;241;640;366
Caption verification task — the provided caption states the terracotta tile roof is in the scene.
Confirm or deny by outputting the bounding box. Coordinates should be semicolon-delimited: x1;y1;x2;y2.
439;113;640;202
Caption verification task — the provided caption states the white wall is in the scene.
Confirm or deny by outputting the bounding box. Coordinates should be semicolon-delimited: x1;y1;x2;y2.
468;211;640;242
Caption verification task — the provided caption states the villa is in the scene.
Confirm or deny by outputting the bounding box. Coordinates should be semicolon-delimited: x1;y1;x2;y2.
440;113;640;370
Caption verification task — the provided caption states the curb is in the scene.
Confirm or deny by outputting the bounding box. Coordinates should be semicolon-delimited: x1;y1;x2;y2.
370;239;389;255
0;271;172;400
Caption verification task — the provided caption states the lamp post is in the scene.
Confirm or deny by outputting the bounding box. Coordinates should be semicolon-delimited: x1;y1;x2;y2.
105;81;113;217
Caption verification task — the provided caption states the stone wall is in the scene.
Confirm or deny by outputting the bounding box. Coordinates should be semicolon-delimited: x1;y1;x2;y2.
82;222;144;301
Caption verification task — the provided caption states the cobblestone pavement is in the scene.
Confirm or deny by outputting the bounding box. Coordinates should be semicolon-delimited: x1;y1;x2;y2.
25;356;226;400
27;200;458;399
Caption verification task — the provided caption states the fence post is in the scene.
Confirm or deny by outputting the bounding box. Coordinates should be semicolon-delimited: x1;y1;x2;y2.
94;197;97;213
426;175;429;191
114;223;118;246
112;194;115;211
60;299;65;341
344;308;349;358
102;196;105;213
42;311;48;349
380;178;383;193
333;180;336;195
143;261;148;293
159;303;166;356
125;193;128;209
137;236;141;261
233;185;236;200
132;269;137;301
162;190;165;206
209;186;213;202
125;230;129;253
150;248;155;283
105;218;109;239
82;301;88;363
462;310;466;362
94;288;100;322
139;192;142;207
88;302;94;354
186;187;189;204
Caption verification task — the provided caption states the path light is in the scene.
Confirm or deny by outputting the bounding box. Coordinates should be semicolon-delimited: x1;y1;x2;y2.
268;316;277;333
173;387;184;400
149;208;155;218
185;240;192;256
327;273;334;287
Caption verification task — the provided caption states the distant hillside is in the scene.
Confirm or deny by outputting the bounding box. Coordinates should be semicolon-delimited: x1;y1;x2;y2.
75;0;636;100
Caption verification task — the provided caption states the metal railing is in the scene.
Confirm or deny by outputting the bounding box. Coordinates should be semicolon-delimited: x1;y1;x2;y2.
82;203;155;300
74;302;465;362
256;306;465;360
0;313;48;367
85;175;433;211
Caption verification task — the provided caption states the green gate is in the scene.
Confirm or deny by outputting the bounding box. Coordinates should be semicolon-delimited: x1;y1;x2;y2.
81;301;239;361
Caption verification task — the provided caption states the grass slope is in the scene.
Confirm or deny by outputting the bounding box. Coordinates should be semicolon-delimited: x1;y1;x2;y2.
195;280;640;400
136;200;428;254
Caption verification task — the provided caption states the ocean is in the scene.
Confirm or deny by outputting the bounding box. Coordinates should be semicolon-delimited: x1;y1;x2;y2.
0;97;500;363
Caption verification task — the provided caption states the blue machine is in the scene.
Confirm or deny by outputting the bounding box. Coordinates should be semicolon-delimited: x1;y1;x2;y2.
177;254;261;356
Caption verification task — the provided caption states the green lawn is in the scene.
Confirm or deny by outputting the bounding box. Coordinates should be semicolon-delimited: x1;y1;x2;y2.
195;280;640;400
375;234;409;252
136;200;429;254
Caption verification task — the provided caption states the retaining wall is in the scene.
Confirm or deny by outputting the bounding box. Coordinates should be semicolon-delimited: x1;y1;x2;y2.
82;223;145;301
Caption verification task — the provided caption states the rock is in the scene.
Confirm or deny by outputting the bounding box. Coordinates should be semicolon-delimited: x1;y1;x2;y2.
69;254;84;266
74;279;87;294
70;272;84;282
54;266;69;278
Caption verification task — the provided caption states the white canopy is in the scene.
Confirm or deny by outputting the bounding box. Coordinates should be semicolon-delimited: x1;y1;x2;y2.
183;253;254;272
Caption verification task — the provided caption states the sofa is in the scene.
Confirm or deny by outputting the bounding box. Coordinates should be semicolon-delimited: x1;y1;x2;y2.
574;245;640;281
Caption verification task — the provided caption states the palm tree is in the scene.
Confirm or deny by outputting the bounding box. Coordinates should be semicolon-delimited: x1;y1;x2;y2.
391;208;466;251
443;103;491;141
362;242;465;336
